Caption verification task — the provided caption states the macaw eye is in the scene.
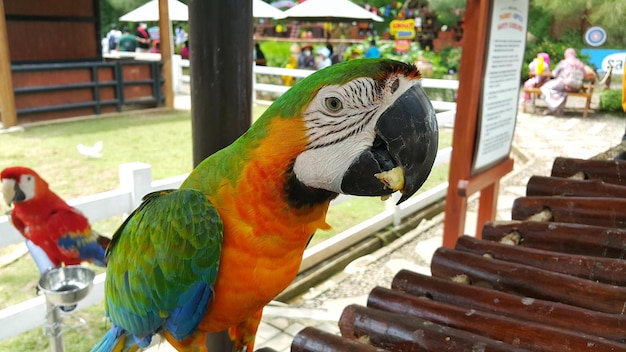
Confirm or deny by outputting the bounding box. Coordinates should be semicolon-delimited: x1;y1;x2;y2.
324;97;343;112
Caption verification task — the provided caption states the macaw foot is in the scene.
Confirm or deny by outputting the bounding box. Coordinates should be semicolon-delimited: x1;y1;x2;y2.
163;330;209;352
163;309;262;351
228;309;263;352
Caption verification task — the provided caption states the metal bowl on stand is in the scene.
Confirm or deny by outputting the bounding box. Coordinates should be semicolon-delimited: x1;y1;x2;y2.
38;265;95;307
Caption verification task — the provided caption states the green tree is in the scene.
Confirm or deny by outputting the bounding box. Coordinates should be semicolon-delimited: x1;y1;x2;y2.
429;0;466;28
532;0;626;47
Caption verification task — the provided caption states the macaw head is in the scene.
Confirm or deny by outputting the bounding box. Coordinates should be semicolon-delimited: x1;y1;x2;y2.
1;166;47;206
263;58;438;205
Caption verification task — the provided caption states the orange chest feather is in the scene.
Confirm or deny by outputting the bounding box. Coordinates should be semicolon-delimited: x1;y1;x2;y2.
199;116;332;330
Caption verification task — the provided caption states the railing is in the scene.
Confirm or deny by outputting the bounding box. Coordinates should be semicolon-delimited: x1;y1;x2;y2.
174;58;460;113
12;60;164;119
0;64;459;341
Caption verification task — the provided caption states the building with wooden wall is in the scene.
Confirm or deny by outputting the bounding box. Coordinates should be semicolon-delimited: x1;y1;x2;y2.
0;0;163;127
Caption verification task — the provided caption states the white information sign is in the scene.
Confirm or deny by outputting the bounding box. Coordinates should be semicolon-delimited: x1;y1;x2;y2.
473;0;528;172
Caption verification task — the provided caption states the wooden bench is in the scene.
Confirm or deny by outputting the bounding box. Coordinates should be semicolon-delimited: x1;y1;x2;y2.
522;71;596;118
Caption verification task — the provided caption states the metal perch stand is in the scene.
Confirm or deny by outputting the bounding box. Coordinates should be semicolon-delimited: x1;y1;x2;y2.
38;266;95;352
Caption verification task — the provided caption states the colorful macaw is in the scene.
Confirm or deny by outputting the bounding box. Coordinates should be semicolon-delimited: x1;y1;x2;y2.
92;59;439;352
1;167;110;269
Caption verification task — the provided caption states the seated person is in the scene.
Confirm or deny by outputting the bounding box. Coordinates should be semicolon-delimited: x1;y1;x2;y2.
520;52;551;106
539;48;586;116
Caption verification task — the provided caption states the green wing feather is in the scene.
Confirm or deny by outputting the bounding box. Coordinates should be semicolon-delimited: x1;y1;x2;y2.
104;189;223;342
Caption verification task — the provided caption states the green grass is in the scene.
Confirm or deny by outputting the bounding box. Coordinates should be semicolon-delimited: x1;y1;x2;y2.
0;303;110;352
0;107;451;351
0;110;193;204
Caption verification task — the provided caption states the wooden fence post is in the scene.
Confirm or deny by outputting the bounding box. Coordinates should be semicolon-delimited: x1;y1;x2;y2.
119;162;153;210
0;0;17;128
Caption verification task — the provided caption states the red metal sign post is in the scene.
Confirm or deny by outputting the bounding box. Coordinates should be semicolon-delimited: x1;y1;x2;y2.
443;0;528;248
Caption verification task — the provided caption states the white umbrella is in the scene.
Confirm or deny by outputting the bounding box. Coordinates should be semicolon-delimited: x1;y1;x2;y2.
120;0;189;22
120;0;283;22
274;0;383;22
253;0;284;18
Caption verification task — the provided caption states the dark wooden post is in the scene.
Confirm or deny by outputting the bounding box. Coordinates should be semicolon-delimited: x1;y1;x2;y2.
189;0;252;167
188;0;252;349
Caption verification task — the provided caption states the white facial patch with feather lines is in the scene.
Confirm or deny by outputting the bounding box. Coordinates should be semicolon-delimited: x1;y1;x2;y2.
293;73;420;193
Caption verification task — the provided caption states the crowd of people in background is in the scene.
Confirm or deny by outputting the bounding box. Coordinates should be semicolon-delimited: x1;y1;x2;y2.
103;23;188;55
275;40;381;86
103;21;385;74
105;21;388;89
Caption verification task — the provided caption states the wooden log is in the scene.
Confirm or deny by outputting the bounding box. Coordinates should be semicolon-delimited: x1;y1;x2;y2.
339;304;529;352
430;247;626;314
511;196;626;228
391;269;626;342
551;157;626;185
291;327;389;352
455;235;626;285
366;288;626;351
526;175;626;198
481;221;626;258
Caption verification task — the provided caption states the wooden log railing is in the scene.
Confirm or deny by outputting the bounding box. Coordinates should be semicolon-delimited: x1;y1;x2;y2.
511;196;626;228
366;287;626;351
526;175;626;197
391;269;626;342
291;327;389;352
338;304;528;352
430;247;626;314
551;157;626;185
481;221;626;258
454;235;626;285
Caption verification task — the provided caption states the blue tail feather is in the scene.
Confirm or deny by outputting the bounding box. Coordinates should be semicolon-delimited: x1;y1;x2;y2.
91;326;148;352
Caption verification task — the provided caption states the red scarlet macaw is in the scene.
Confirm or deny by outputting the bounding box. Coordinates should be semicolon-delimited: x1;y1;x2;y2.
1;167;110;269
92;59;439;351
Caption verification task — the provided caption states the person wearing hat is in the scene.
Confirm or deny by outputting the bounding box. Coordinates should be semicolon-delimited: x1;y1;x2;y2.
297;43;315;70
316;47;332;70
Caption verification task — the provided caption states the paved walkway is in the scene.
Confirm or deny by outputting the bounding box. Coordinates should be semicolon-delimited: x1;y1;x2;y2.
143;95;625;352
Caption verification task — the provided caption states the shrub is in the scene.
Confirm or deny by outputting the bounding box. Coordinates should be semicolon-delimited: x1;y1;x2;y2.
258;41;293;68
439;46;462;74
599;89;625;113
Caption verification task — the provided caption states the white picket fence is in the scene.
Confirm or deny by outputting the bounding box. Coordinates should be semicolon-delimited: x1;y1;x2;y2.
102;52;460;111
0;61;459;341
175;58;460;113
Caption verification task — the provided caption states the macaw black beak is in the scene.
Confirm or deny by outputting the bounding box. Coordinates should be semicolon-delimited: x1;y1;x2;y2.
340;82;438;204
13;183;26;203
